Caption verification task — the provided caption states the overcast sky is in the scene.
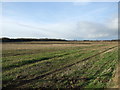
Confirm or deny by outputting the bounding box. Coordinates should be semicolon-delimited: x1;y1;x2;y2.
2;2;118;40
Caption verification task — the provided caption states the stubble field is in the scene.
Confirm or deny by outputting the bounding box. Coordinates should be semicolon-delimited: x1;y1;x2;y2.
2;41;119;89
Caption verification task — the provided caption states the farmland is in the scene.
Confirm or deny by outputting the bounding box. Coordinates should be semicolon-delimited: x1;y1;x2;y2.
2;41;119;89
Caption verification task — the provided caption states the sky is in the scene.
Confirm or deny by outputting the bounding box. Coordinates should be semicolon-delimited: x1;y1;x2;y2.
2;2;118;40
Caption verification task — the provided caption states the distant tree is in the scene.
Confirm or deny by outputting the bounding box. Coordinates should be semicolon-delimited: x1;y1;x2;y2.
1;37;67;42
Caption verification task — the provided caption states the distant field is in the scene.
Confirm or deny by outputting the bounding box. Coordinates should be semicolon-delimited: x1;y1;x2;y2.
2;41;118;88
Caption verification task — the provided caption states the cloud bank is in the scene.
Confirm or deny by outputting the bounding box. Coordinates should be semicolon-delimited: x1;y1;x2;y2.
2;16;118;40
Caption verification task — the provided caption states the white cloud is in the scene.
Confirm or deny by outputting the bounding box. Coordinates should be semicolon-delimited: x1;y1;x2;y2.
107;17;118;30
2;16;118;40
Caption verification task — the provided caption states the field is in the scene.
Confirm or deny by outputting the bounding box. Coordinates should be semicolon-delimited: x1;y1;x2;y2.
2;41;119;89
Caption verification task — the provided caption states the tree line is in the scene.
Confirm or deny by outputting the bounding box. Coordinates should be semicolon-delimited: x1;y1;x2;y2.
0;37;119;42
1;37;67;42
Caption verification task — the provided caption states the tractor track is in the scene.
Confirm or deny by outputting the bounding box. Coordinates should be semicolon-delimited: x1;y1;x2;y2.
3;46;117;89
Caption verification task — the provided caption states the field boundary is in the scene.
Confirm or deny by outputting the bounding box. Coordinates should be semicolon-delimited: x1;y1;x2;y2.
4;46;117;88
